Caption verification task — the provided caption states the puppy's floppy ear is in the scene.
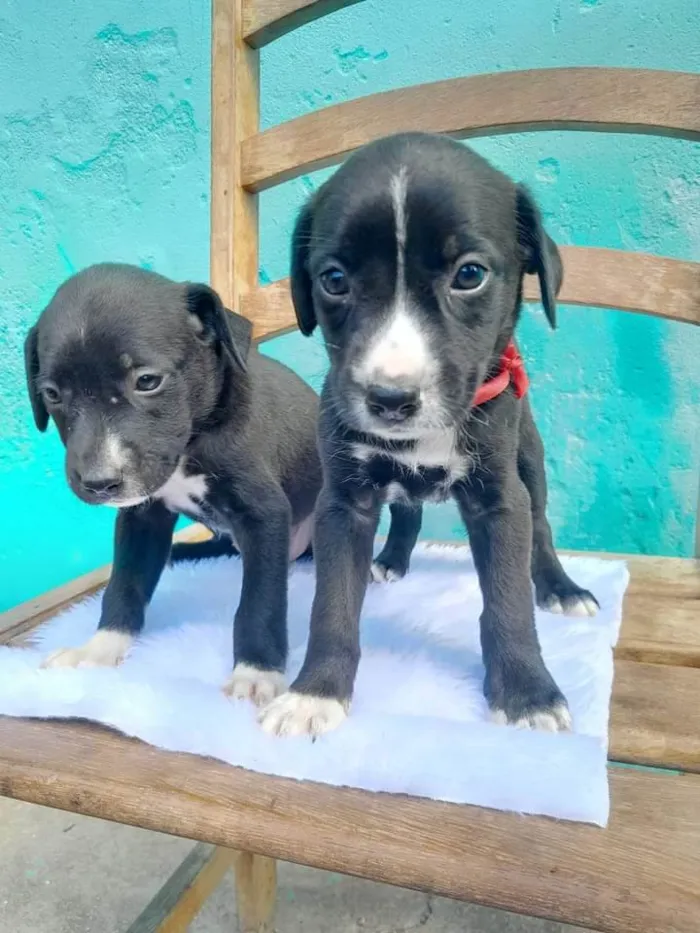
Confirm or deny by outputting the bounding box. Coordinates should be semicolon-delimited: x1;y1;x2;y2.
516;184;562;330
186;283;252;371
24;325;49;432
290;199;317;336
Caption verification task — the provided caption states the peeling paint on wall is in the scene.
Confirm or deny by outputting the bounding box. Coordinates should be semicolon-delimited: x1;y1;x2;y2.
0;0;210;610
0;0;698;611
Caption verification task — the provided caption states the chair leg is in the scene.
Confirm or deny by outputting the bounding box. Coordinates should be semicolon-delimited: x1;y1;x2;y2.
233;851;277;933
126;843;235;932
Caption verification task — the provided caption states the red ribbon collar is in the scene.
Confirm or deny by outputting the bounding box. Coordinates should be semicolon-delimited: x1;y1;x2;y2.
472;341;529;408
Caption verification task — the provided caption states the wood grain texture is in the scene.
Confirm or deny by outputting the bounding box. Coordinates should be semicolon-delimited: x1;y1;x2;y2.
616;589;700;668
0;716;698;933
610;660;700;772
242;0;363;48
211;0;260;311
522;248;700;326
126;843;235;933
240;68;700;191
234;852;277;932
241;248;700;342
241;279;297;340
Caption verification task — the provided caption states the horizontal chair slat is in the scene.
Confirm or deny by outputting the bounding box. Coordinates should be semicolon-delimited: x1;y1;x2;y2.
240;247;700;341
611;660;700;772
240;68;700;191
1;716;699;933
523;247;700;324
242;0;363;48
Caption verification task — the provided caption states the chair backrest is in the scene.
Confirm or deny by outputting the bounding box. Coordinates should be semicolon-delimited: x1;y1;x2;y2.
211;0;700;552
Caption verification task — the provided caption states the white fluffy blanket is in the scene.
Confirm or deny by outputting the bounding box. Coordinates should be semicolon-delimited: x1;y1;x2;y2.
0;546;629;826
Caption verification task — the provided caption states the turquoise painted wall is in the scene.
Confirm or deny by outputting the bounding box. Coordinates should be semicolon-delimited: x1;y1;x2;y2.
1;0;698;612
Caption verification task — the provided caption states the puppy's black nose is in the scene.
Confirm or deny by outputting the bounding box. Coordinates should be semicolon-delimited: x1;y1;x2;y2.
79;473;123;498
366;385;421;422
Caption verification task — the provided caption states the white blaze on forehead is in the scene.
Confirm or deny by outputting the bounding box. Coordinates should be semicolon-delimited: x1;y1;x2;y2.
391;165;409;292
355;166;433;386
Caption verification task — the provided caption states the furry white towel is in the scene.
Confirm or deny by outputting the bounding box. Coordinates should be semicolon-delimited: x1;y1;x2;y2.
0;546;628;826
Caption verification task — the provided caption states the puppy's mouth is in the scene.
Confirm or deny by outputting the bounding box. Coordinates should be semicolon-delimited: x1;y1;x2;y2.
104;493;150;509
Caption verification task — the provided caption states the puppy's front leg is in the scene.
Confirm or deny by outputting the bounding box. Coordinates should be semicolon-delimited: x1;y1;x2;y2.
42;502;177;668
259;486;380;737
454;475;571;732
222;482;291;708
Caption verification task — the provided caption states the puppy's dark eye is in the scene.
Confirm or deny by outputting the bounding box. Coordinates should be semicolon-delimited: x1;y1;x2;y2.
134;373;163;394
40;384;61;405
452;263;488;291
319;267;349;297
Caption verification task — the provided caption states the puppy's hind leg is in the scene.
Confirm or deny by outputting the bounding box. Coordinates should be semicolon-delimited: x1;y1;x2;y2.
42;502;177;668
518;400;598;618
371;501;422;582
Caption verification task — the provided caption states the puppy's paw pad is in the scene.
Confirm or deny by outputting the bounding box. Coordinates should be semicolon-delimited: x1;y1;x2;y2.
491;701;572;733
258;692;347;738
370;561;403;583
41;631;132;669
223;664;286;708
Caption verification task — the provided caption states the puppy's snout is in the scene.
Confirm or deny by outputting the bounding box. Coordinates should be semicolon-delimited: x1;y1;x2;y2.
366;385;421;423
76;470;124;499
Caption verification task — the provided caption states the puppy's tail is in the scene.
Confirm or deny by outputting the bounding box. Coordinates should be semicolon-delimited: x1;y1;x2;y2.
169;535;239;564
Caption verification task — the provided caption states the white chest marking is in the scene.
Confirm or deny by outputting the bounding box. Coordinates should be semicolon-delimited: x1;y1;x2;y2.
386;481;411;504
352;166;435;388
155;463;208;515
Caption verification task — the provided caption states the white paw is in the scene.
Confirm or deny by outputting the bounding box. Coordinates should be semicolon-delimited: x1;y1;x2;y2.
41;631;132;669
370;561;401;583
491;702;572;733
540;594;598;618
223;664;286;708
258;691;348;738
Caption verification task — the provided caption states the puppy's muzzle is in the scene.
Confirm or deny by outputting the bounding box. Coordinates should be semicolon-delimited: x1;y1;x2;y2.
72;467;124;502
365;384;421;425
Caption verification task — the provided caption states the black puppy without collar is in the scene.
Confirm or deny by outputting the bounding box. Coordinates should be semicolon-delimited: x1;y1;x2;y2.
259;132;598;738
24;263;322;705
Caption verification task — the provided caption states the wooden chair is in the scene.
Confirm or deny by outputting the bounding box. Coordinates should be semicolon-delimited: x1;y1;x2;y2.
1;2;699;930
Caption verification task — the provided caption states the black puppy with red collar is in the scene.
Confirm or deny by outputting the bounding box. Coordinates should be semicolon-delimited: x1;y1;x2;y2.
259;132;598;738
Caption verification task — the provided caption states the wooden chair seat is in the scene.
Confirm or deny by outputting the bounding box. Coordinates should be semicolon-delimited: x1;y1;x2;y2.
3;1;699;930
1;542;699;932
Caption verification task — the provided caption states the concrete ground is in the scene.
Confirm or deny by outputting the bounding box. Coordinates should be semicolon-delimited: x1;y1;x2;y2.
0;796;581;933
